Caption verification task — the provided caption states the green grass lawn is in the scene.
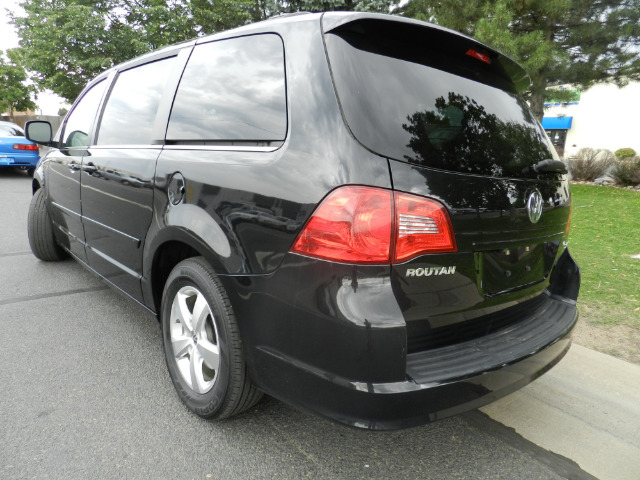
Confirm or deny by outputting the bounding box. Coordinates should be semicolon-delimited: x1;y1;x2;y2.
569;184;640;327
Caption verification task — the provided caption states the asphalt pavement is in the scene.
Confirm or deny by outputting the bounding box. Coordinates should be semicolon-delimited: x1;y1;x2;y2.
1;168;637;480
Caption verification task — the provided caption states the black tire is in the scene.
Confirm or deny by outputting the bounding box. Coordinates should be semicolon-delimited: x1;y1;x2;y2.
161;257;262;419
27;189;67;261
26;168;35;177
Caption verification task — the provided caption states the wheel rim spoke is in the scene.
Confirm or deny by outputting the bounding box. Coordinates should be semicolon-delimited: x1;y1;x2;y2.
171;336;192;358
197;339;220;372
175;290;195;333
192;293;210;333
189;348;206;393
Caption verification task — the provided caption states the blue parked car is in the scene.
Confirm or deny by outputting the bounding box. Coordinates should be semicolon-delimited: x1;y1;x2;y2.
0;121;40;175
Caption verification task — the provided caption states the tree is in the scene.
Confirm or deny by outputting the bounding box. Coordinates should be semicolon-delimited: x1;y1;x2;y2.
401;0;640;120
12;0;396;104
0;50;37;119
12;0;187;103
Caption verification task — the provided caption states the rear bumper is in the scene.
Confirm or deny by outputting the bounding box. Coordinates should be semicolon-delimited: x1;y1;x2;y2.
253;293;576;430
221;250;579;430
0;152;39;167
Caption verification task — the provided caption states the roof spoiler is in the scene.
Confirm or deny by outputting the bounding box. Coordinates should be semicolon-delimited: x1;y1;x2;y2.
321;12;531;93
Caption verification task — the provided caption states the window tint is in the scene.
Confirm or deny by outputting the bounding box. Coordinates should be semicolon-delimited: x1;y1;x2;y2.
167;34;286;142
0;123;25;137
63;80;108;148
98;57;175;145
325;22;556;179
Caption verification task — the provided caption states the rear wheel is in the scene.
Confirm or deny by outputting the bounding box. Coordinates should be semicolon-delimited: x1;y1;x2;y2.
161;257;262;418
27;188;67;261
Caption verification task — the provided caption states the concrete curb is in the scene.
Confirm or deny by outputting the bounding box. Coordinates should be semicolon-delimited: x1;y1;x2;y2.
481;343;640;480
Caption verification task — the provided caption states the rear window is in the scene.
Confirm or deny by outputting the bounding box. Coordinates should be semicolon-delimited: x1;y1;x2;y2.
0;124;25;137
325;20;556;178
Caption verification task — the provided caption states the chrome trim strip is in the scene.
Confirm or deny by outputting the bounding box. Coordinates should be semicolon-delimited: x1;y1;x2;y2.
82;215;140;243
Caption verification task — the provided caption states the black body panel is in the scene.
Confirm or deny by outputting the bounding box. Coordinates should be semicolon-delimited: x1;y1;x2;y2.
29;12;580;430
81;147;159;302
143;17;391;289
219;250;578;430
388;160;571;349
45;148;86;260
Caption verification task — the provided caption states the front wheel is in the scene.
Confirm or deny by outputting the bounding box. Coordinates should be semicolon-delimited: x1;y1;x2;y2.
27;188;67;261
161;257;262;419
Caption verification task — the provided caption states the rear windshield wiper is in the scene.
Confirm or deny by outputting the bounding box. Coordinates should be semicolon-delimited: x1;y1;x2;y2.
525;159;568;175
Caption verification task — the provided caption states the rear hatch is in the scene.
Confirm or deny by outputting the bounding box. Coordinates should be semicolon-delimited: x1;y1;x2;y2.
322;14;572;352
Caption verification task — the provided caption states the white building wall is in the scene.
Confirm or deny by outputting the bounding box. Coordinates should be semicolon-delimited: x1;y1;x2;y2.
544;81;640;158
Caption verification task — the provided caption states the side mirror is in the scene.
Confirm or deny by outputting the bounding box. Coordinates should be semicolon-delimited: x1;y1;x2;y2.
25;121;54;146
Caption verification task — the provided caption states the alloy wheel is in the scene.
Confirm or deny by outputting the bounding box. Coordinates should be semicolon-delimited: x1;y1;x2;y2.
169;286;220;394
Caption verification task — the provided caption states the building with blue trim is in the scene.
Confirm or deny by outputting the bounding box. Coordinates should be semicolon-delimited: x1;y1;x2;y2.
542;81;640;158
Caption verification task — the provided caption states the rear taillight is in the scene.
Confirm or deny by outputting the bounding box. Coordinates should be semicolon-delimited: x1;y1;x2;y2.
394;192;457;261
13;143;39;151
291;186;393;264
291;186;456;264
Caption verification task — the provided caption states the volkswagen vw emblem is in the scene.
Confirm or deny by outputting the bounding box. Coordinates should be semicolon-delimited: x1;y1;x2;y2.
526;190;543;223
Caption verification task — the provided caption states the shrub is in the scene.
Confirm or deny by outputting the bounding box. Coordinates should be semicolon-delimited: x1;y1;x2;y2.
612;157;640;186
614;148;636;159
568;148;615;181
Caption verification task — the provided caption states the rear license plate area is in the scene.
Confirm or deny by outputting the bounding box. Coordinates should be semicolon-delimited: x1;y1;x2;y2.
476;243;558;295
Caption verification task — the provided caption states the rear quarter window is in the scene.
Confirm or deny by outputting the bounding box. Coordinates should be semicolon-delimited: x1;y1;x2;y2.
167;34;287;144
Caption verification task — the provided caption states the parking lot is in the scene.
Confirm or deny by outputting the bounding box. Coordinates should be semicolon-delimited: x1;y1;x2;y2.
0;169;632;479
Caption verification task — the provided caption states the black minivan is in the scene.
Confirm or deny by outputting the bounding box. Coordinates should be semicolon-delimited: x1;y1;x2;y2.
26;12;579;430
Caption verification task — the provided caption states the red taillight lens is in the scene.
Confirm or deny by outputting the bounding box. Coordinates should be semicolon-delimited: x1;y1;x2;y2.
291;186;457;264
291;186;393;264
13;143;39;151
394;192;457;262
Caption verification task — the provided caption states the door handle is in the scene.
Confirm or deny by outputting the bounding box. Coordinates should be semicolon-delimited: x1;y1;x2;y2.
83;162;98;174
